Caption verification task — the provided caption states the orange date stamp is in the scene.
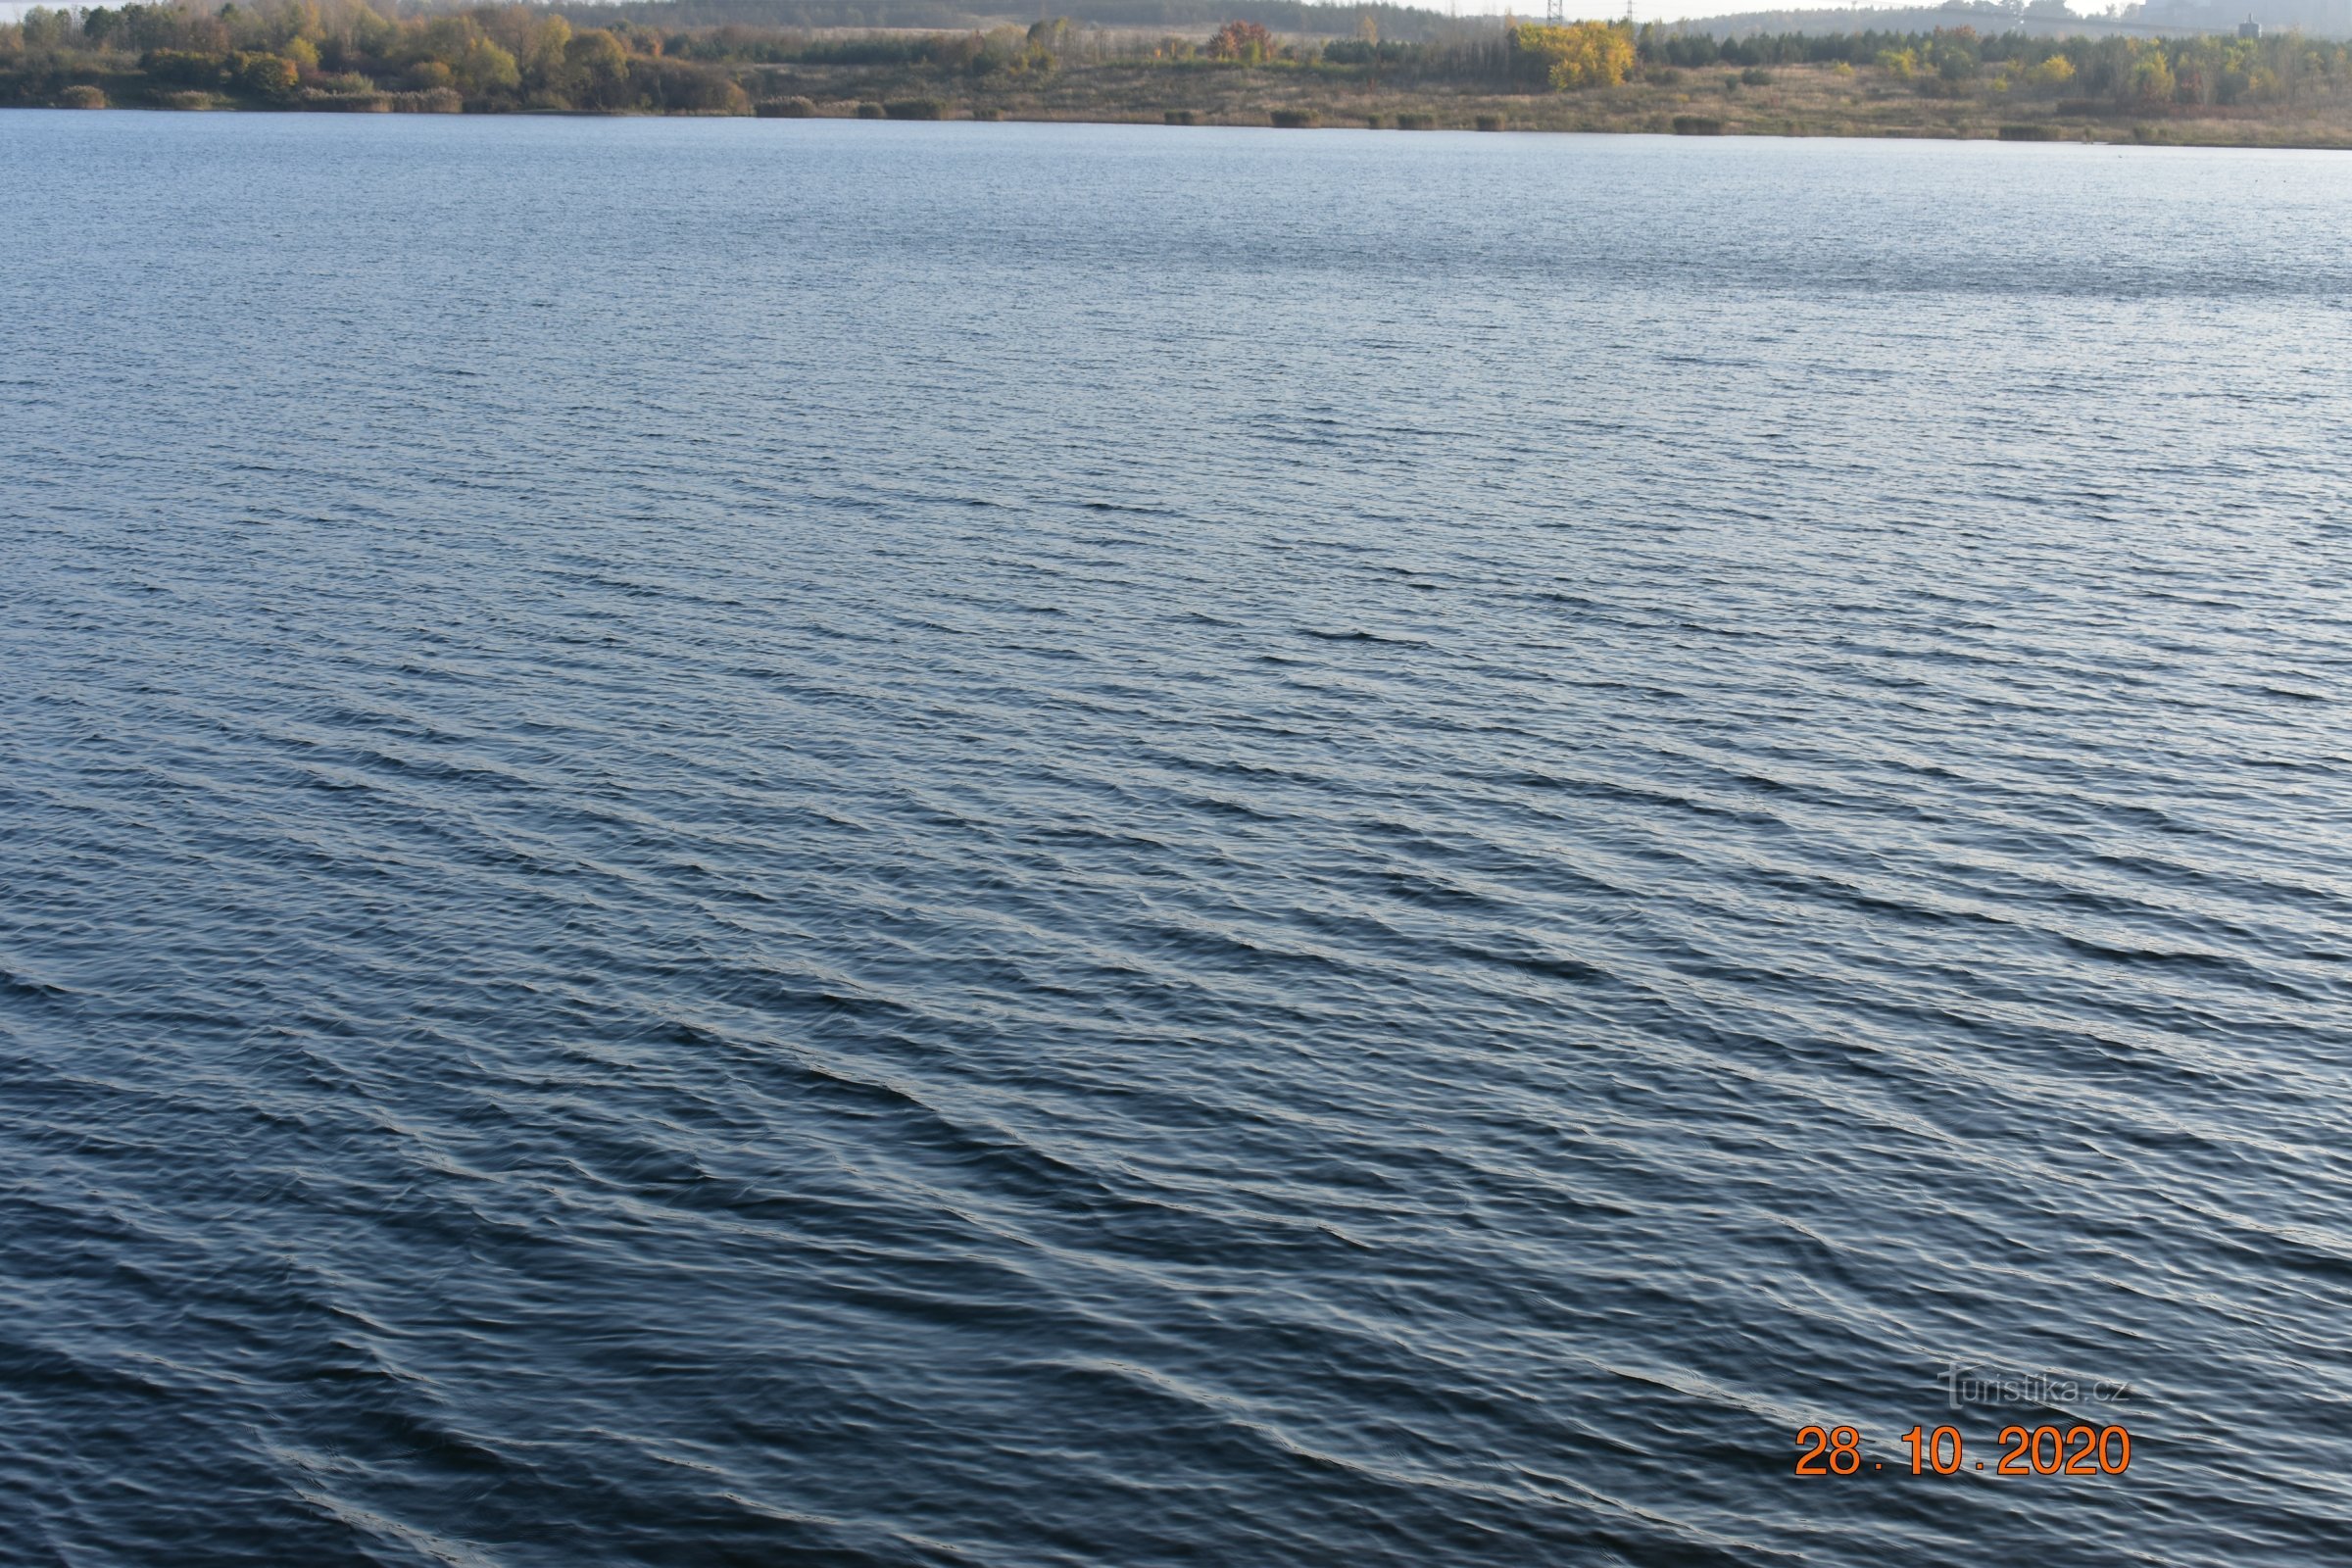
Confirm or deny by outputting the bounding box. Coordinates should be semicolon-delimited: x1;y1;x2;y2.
1795;1423;2132;1477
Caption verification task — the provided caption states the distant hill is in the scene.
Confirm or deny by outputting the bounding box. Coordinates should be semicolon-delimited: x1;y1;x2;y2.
1669;0;2351;37
1667;4;2161;37
556;0;1471;39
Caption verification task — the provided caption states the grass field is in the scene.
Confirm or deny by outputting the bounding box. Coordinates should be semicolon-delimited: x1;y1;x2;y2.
744;59;2352;147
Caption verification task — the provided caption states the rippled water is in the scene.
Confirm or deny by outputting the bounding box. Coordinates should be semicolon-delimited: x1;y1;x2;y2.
4;110;2351;1565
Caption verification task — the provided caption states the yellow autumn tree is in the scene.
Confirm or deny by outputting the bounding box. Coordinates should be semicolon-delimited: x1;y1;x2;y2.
1511;21;1635;90
2026;55;2076;90
2130;45;2177;105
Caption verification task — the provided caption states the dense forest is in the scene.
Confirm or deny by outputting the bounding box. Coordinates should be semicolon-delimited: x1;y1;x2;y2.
3;0;2350;137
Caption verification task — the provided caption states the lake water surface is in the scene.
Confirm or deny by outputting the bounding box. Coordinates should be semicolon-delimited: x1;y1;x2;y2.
3;112;2351;1565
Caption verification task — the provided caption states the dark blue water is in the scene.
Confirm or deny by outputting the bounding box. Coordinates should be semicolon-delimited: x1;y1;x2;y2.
3;110;2350;1566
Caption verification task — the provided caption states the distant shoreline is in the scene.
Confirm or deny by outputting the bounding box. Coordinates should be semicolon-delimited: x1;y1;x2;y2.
9;16;2350;151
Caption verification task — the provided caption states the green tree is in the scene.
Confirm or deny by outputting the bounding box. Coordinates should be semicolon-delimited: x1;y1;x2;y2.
267;0;321;52
454;36;519;97
564;28;630;109
19;6;74;49
349;5;394;59
519;14;571;92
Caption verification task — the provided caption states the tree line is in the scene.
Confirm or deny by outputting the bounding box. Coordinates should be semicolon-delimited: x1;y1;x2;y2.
1642;22;2352;109
2;0;750;111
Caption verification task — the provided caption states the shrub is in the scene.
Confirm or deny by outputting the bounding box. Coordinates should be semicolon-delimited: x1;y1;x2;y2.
160;89;219;109
884;97;945;119
1740;67;1773;85
1997;122;2061;139
1163;107;1195;123
144;49;225;87
856;100;884;117
972;105;1001;120
1671;114;1723;133
1362;112;1386;126
57;83;106;108
234;52;298;98
1394;111;1434;128
1269;106;1318;126
757;95;815;117
299;87;390;110
628;58;749;114
1474;112;1503;129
